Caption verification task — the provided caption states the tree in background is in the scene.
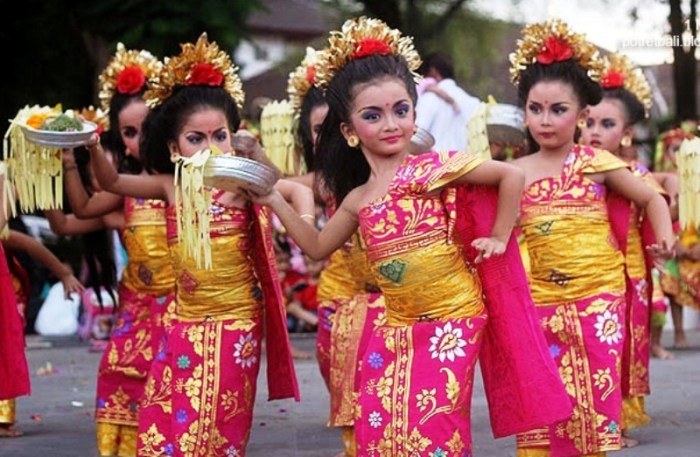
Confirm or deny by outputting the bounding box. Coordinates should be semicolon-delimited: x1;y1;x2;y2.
1;0;261;128
667;0;697;120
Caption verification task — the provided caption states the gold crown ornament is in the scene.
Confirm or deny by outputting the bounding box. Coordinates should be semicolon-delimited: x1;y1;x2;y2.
287;47;320;115
98;43;162;110
314;16;422;90
509;19;603;85
145;33;244;109
599;53;652;118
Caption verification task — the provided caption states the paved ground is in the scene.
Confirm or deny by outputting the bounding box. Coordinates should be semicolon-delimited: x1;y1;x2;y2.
1;330;698;457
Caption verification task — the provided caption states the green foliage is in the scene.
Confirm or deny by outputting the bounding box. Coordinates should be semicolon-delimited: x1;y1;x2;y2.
0;0;261;133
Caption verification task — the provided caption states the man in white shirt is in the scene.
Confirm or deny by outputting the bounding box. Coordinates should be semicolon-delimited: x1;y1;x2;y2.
415;53;481;152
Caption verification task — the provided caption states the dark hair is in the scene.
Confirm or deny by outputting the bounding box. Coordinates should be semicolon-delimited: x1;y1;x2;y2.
318;54;417;204
517;60;602;153
420;52;455;79
142;85;242;174
109;91;146;174
602;88;646;126
297;86;326;171
69;139;118;308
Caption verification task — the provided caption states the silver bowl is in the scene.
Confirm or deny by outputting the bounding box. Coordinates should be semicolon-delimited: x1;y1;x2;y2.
203;155;279;195
487;104;526;145
409;126;435;155
21;121;98;148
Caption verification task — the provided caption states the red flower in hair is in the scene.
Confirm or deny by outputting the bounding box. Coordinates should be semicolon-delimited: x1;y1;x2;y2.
537;37;574;65
352;38;392;59
187;63;224;87
306;65;317;84
601;71;624;89
116;66;147;95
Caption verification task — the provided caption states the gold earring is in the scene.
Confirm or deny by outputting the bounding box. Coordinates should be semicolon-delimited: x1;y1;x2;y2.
621;136;632;148
577;119;586;129
125;148;132;157
347;135;359;148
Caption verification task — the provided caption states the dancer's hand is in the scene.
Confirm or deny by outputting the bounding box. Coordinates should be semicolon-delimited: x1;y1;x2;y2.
647;239;675;269
61;274;85;299
232;131;265;162
471;237;506;264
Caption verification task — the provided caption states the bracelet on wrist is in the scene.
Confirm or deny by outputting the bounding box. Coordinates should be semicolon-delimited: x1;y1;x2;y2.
300;213;315;222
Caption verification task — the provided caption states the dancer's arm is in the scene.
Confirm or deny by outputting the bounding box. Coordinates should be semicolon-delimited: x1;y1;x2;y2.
454;160;526;262
604;168;675;261
86;135;170;201
62;148;123;218
4;230;84;298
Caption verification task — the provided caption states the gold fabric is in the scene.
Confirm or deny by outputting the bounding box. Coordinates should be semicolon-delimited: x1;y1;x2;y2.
121;200;174;296
171;229;260;321
97;422;137;457
317;248;357;302
625;213;647;280
517;447;605;457
621;396;651;430
0;399;15;424
342;426;357;457
372;241;484;325
522;202;625;305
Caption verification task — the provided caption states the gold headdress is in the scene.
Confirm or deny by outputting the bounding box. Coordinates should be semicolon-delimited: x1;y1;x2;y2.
287;47;319;115
145;33;244;109
314;16;422;89
599;53;652;118
76;106;110;133
98;43;162;110
509;19;603;85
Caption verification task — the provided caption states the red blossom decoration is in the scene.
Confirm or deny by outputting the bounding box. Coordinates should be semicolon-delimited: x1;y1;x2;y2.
116;66;147;95
537;37;574;65
352;38;392;59
306;65;317;84
601;71;624;89
187;63;224;87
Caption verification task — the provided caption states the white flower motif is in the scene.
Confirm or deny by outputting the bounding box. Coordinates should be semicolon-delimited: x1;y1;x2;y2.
225;446;239;457
594;310;622;345
368;411;382;429
428;322;468;362
635;279;649;305
233;333;258;369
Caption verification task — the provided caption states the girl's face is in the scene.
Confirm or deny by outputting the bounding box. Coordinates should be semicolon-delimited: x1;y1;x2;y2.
171;108;232;158
342;78;415;157
582;98;629;153
117;99;149;160
309;104;329;150
525;80;585;152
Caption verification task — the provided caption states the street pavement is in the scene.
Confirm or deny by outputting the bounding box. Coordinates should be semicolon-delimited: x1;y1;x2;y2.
1;330;698;456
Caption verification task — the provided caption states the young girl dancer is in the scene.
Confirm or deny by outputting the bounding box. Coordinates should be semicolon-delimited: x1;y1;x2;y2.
510;20;673;457
253;17;572;456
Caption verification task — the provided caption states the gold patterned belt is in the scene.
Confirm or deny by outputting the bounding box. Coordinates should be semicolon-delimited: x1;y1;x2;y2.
366;230;445;261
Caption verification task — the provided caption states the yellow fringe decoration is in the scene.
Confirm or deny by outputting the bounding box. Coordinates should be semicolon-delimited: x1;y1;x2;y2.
467;96;498;160
3;105;64;217
678;137;700;231
260;100;297;176
174;147;220;270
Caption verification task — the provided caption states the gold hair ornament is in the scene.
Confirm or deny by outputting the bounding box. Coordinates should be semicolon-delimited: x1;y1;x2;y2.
509;19;603;85
288;47;320;115
314;16;422;90
145;33;244;109
98;43;162;111
599;53;653;118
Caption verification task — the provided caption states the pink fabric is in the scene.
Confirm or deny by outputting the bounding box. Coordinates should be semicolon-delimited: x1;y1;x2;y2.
456;185;573;437
356;316;487;455
138;319;263;456
0;244;29;401
316;300;336;388
95;284;166;426
250;204;300;401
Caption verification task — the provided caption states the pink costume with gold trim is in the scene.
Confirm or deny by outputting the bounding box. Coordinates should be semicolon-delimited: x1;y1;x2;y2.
355;151;570;456
95;197;176;457
516;145;629;457
137;194;297;457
